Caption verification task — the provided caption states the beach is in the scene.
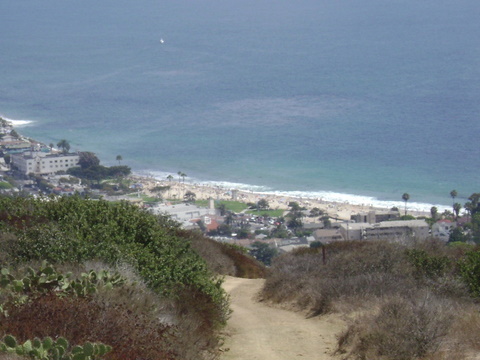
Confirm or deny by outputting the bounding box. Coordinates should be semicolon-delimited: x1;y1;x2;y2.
130;175;430;220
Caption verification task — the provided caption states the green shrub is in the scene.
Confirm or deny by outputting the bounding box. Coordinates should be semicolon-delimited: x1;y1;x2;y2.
458;249;480;297
405;249;452;279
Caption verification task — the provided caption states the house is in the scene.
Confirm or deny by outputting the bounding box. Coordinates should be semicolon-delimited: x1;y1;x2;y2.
431;219;456;241
11;151;80;175
0;134;32;154
339;219;430;242
150;202;216;228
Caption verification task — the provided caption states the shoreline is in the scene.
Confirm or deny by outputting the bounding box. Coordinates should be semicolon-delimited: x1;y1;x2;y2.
1;116;440;219
129;174;432;220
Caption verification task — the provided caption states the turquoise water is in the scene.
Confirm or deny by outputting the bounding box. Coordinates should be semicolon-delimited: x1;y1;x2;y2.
1;0;479;211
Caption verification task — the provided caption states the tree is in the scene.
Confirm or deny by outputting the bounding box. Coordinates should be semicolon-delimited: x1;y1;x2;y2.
449;227;468;243
288;201;302;212
450;190;458;214
467;193;480;216
10;129;19;139
402;193;410;216
183;190;196;203
257;198;269;211
321;215;332;229
450;189;458;203
249;241;278;266
430;206;438;220
108;165;131;178
177;171;187;182
166;175;173;182
287;216;303;232
217;204;227;216
224;212;234;226
78;152;100;169
116;155;122;165
57;139;70;154
309;207;324;217
453;203;462;220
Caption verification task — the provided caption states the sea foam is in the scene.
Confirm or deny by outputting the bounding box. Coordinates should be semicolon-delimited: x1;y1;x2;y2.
139;170;450;214
1;115;35;127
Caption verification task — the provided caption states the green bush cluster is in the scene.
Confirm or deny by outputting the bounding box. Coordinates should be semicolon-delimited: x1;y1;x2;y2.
0;195;225;310
0;335;111;360
458;249;480;297
405;248;452;279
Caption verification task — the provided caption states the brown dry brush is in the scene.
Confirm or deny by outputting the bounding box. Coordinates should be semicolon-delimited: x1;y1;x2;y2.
337;294;454;360
0;293;176;360
262;239;480;359
0;261;227;360
179;229;267;279
262;241;416;313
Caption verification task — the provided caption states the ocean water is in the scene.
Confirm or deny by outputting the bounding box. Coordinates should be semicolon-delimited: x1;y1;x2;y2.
1;0;479;212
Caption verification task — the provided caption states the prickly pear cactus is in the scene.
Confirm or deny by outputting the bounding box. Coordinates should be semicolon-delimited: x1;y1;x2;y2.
0;335;112;360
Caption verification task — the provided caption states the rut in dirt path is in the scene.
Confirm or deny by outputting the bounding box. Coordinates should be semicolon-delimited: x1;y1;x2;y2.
220;276;345;360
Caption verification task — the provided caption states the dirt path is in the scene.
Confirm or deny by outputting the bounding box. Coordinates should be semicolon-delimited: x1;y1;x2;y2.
220;276;345;360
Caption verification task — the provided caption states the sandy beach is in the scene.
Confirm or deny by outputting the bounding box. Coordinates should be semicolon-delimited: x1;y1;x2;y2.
129;175;429;220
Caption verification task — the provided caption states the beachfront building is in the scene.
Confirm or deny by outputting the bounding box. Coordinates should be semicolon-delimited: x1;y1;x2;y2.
11;151;80;176
339;219;430;242
351;210;400;224
313;229;344;243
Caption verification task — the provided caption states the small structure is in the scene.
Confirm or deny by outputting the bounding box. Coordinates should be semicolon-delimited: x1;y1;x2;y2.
431;219;456;242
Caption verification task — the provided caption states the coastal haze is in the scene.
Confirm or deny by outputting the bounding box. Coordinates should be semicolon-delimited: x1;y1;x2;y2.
1;0;479;211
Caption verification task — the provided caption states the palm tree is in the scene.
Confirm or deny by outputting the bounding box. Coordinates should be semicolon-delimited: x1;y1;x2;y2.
450;190;458;203
179;172;187;183
453;203;462;220
450;190;458;214
166;175;173;182
402;193;410;216
56;139;70;154
430;206;438;220
116;155;122;165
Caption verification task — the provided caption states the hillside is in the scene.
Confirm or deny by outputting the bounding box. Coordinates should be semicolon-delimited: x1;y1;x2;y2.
0;194;265;360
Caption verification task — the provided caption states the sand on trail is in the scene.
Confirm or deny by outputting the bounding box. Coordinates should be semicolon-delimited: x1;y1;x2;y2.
221;276;346;360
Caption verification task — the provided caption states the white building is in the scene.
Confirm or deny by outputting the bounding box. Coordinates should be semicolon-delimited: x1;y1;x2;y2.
11;151;80;175
431;219;456;242
339;219;430;242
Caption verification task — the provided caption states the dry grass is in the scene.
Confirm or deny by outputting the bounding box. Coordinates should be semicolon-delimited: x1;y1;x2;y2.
261;239;480;360
182;230;267;279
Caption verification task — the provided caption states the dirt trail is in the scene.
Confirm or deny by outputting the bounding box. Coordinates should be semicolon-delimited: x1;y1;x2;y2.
220;276;345;360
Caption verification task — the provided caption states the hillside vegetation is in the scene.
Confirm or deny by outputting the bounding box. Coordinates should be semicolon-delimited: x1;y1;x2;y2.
261;240;480;360
0;194;265;360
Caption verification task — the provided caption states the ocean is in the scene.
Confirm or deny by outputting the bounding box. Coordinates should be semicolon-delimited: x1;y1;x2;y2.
1;0;479;212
